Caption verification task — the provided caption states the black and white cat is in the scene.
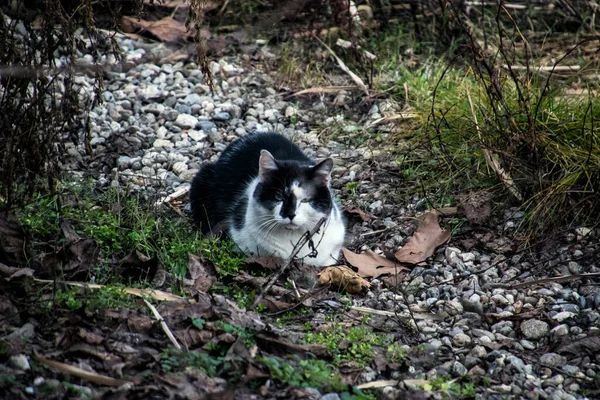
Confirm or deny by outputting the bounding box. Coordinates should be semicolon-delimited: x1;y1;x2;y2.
190;132;345;266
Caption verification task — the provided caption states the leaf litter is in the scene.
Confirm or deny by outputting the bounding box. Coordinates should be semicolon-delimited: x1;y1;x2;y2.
0;202;449;398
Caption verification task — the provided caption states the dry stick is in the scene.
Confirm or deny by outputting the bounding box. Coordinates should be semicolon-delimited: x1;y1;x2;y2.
312;33;369;96
251;217;327;310
143;298;182;351
502;64;581;72
492;272;600;290
467;90;523;201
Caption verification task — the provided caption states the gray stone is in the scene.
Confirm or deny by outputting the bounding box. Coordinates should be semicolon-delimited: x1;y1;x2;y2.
9;354;30;371
139;85;163;101
452;333;471;347
188;130;207;142
520;319;549;340
552;311;575;322
175;104;192;115
197;120;217;132
550;324;569;336
213;112;231;121
172;161;188;175
174;114;198;129
452;361;468;377
540;353;567;368
117;156;131;170
182;93;203;105
153;139;174;149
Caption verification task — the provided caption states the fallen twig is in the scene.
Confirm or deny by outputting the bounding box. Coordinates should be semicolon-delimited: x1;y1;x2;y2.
34;279;184;302
312;34;369;96
143;298;182;350
33;354;133;387
492;272;600;289
291;86;357;96
502;64;581;72
155;186;190;206
251;217;327;310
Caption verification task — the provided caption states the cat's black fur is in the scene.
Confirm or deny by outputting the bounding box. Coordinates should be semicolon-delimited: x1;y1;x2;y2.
190;132;333;234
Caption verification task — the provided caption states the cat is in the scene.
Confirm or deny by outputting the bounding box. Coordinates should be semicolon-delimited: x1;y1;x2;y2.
190;132;345;266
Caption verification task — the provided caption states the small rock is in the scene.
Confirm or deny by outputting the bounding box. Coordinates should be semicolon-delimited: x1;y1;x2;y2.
188;130;207;142
540;353;567;368
452;333;471;347
9;354;30;371
182;93;203;105
550;324;569;336
452;361;468;377
117;156;131;170
172;161;188;175
213;112;231;121
174;114;198;129
197;120;217;132
153;139;174;149
552;311;575;322
520;319;549;340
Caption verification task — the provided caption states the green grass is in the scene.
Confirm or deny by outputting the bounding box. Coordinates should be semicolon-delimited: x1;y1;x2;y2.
303;322;395;367
16;179;245;285
373;53;600;235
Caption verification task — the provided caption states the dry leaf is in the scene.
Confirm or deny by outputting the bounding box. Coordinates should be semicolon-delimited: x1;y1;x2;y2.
187;253;217;293
318;265;370;294
343;205;371;222
121;16;194;43
456;190;492;224
394;211;451;265
343;248;410;278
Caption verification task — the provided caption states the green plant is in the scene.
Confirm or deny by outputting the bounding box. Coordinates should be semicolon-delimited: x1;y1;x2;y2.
258;356;344;391
385;342;406;363
304;323;392;367
160;348;242;381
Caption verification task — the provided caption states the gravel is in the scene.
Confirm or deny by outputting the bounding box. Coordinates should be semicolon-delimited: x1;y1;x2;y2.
19;28;600;399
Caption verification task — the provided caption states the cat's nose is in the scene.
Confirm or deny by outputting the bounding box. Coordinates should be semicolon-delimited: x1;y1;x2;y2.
287;213;296;221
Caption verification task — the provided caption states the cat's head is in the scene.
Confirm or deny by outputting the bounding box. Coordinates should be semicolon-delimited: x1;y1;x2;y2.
253;150;334;230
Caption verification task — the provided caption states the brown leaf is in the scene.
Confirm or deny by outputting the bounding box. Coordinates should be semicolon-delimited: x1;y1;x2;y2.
456;190;492;224
118;250;159;282
394;210;451;265
343;248;410;279
259;296;295;312
245;255;282;271
343;205;372;222
318;265;371;294
127;314;153;333
187;253;217;293
255;333;328;357
121;16;194;43
0;262;34;280
53;221;99;277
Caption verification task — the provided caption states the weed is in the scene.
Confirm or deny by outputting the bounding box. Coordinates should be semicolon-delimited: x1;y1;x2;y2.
422;376;477;399
160;349;242;381
304;323;392;367
258;356;344;391
385;342;406;363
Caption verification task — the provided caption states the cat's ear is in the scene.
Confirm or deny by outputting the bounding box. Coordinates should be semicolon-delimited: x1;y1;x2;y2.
312;158;334;185
259;150;278;181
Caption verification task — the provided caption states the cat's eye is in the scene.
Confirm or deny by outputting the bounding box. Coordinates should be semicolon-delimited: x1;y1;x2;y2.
301;198;311;203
